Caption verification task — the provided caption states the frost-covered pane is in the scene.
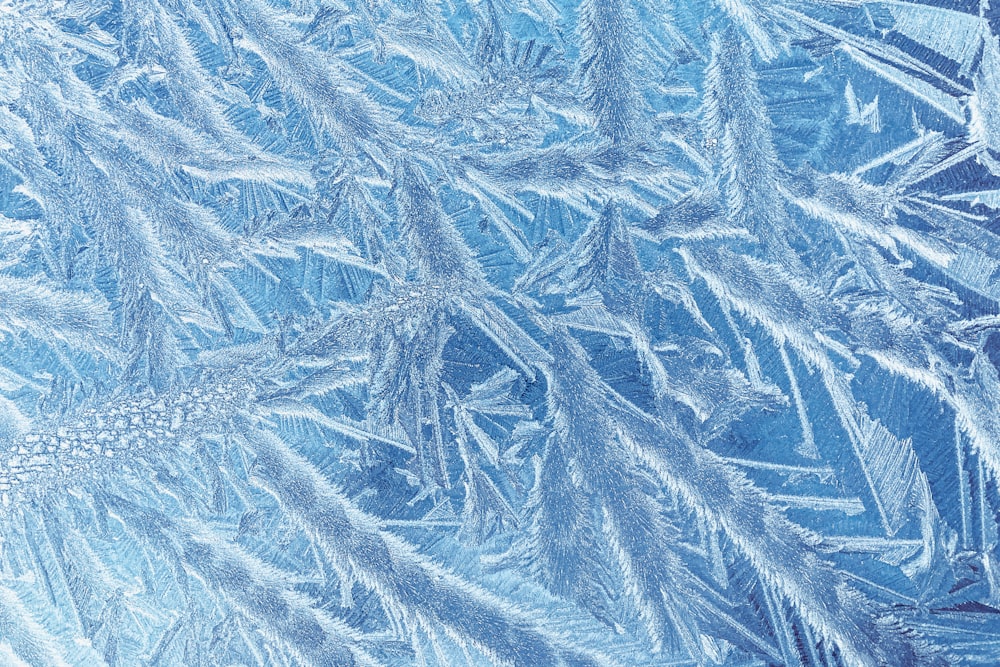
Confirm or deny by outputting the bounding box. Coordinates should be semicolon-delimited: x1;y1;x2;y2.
0;0;997;665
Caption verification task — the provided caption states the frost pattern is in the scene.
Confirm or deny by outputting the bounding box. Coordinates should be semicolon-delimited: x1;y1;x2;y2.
0;0;999;665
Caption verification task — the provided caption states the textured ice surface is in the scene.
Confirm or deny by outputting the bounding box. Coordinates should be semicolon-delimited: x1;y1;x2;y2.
0;0;999;665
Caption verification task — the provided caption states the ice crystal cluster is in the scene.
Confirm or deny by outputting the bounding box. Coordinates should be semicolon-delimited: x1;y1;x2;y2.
0;0;999;665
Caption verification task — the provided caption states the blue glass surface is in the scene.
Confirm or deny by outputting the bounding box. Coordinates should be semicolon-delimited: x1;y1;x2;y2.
0;1;998;664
